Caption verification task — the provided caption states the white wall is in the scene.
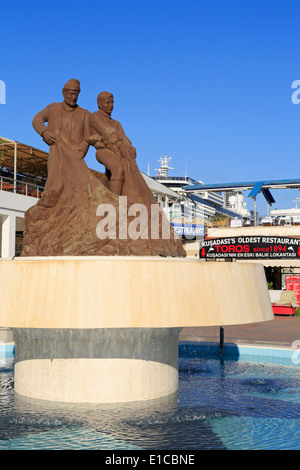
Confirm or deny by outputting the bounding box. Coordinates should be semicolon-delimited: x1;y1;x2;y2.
0;191;38;258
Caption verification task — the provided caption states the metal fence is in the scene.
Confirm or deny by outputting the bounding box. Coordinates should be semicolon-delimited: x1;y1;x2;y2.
0;175;43;198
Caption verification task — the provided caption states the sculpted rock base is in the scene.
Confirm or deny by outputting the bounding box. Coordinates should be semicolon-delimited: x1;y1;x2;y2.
21;141;185;257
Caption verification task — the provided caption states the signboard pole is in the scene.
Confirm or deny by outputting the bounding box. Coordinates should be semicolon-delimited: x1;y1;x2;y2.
219;326;224;356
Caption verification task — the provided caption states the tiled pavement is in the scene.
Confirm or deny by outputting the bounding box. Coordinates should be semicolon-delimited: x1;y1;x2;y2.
179;316;300;348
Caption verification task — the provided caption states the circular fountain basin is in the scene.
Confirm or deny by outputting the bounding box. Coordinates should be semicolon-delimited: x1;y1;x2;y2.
0;257;273;403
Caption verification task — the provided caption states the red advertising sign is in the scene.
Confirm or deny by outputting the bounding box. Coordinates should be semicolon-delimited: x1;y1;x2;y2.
286;276;300;306
200;236;300;260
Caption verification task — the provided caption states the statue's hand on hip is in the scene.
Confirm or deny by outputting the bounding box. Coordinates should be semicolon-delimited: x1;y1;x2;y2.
42;130;58;146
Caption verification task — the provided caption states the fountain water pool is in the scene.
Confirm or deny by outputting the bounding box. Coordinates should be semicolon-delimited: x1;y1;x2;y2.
0;344;300;450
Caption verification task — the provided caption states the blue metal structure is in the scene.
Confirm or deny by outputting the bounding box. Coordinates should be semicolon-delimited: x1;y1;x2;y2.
189;193;244;218
184;179;300;205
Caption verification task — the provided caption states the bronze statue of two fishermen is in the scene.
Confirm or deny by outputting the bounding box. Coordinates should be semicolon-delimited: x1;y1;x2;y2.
21;79;186;258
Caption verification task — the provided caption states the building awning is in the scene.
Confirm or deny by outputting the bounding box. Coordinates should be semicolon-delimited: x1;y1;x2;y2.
0;137;49;178
0;137;48;178
0;137;105;182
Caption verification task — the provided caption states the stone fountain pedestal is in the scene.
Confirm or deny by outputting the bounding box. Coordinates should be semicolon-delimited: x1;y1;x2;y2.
0;257;273;403
12;327;181;403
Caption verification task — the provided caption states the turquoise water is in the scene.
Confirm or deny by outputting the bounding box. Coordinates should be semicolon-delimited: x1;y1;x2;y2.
0;354;300;450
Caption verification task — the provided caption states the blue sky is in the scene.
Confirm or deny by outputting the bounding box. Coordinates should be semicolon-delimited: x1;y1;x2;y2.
1;0;300;214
